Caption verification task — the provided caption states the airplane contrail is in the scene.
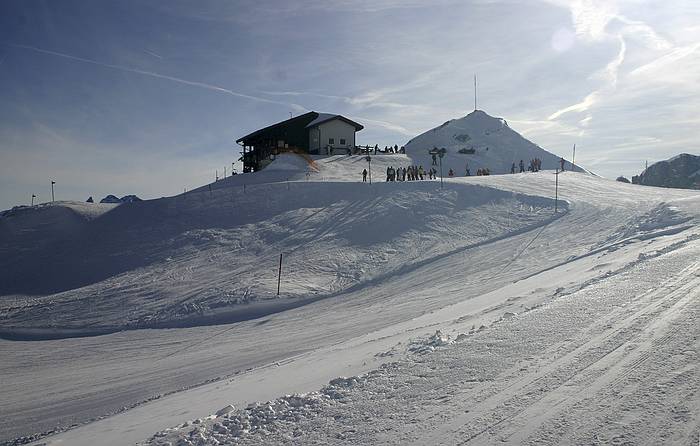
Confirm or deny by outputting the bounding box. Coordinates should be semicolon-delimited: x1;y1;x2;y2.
4;43;307;111
144;49;163;59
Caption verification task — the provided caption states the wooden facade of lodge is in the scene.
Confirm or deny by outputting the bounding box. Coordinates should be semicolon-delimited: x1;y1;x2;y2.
236;111;363;172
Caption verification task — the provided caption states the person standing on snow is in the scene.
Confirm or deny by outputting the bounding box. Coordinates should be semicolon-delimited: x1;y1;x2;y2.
560;157;565;171
419;165;424;180
362;168;367;182
519;159;525;173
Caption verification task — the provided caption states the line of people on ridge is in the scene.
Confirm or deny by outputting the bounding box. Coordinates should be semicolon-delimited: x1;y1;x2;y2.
365;144;406;154
382;165;438;181
362;157;570;182
512;158;543;173
511;157;567;174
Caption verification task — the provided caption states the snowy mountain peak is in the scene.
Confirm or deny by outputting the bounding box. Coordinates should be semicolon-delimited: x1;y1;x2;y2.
404;109;582;175
457;109;508;127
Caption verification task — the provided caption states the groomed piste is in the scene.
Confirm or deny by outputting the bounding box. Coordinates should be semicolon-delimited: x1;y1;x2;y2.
1;148;699;446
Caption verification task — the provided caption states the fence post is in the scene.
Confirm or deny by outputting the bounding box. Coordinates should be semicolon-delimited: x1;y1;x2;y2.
555;169;559;213
277;253;283;296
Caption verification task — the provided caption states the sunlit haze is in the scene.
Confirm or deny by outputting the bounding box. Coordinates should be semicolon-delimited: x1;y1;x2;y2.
1;0;698;209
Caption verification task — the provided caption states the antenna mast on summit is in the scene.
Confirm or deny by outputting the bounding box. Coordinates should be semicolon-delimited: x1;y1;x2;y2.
474;74;477;111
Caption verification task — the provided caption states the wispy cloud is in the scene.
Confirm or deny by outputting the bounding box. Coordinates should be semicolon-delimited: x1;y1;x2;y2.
143;49;163;59
548;91;599;120
260;68;443;114
629;42;700;77
349;115;415;136
543;0;691;127
3;43;308;112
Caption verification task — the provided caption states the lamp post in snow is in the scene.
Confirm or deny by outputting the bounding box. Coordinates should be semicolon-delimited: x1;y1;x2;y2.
428;148;446;189
51;181;56;202
365;155;372;184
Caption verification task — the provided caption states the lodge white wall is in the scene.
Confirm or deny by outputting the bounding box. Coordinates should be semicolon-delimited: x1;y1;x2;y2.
309;119;356;154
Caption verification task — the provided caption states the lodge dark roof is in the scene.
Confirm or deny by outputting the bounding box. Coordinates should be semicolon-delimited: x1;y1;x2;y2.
236;111;363;144
304;113;364;130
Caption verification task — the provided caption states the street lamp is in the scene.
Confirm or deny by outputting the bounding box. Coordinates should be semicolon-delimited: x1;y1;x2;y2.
428;148;446;189
365;155;372;184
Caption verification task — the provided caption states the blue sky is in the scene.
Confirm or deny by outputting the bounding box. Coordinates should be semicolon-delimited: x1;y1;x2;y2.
1;0;698;209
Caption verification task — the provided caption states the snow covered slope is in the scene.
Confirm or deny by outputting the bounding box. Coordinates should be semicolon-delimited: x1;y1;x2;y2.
0;154;556;338
404;110;585;175
1;154;699;446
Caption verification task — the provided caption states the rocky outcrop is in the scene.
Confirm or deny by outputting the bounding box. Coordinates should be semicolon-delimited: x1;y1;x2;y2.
99;194;142;204
631;154;700;190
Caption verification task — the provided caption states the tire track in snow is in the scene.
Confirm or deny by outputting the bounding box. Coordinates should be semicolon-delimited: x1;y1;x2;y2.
488;263;700;445
417;260;700;445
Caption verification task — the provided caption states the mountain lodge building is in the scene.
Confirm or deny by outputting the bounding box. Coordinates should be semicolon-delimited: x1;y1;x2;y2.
236;111;364;172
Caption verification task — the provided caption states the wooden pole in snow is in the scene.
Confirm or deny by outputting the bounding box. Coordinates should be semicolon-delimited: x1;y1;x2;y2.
555;169;559;213
277;253;283;296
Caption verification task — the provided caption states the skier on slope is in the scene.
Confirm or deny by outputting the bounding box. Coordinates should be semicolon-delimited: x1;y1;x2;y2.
560;157;565;171
511;162;516;174
519;159;525;173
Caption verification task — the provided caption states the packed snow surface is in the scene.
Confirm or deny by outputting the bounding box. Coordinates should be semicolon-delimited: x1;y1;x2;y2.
0;152;698;445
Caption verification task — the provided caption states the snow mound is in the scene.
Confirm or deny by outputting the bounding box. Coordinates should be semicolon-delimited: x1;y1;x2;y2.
143;370;386;446
263;153;317;172
409;330;454;354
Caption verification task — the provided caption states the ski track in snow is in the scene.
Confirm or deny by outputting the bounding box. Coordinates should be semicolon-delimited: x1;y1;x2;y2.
0;153;698;445
143;247;700;446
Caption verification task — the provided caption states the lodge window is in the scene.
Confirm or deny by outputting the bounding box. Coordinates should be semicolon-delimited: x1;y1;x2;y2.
329;138;335;144
340;138;346;145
